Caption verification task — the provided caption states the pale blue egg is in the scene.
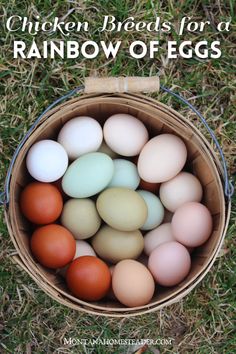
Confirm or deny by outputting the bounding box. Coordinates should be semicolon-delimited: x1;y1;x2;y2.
62;152;114;198
137;190;164;230
108;159;140;190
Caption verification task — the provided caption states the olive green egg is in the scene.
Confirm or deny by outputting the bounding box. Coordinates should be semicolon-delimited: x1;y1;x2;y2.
96;187;148;231
61;198;101;239
92;225;144;264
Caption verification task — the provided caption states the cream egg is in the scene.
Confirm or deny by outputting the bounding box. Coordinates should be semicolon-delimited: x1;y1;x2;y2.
160;172;203;212
112;260;155;307
103;114;148;156
98;141;118;159
144;223;175;256
58;116;103;160
148;241;191;286
138;134;187;183
26;140;68;182
171;202;213;247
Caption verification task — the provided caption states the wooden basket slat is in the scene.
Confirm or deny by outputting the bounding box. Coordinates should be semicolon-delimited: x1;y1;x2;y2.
192;155;216;186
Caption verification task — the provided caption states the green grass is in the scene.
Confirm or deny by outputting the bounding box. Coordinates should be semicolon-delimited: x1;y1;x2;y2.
0;0;235;353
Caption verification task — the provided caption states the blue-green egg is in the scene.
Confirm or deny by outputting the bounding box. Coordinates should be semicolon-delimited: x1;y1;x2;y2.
137;190;164;230
62;152;114;198
108;159;140;190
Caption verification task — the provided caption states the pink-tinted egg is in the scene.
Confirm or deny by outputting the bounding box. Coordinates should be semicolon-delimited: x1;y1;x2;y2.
148;241;191;286
172;202;213;247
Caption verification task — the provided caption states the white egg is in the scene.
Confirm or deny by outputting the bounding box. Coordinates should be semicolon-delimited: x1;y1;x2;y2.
73;240;96;259
103;114;148;156
26;140;68;182
58;116;103;160
160;172;203;212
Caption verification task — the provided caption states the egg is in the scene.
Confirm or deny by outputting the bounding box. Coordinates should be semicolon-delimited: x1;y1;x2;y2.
61;198;101;239
96;187;148;231
92;225;144;264
74;240;96;259
137;190;164;230
160;172;203;212
144;223;175;256
58;117;103;160
148;241;191;286
62;152;114;198
57;240;96;278
112;260;155;307
171;202;213;247
20;182;63;224
108;159;140;190
138;134;187;183
66;256;111;301
98;141;118;159
132;156;160;192
104;114;148;156
30;224;76;269
26;140;68;182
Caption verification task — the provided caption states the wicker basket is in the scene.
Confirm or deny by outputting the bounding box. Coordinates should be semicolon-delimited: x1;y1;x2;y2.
4;77;231;317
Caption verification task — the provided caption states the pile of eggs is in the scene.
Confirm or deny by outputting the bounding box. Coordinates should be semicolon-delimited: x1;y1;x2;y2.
20;114;213;308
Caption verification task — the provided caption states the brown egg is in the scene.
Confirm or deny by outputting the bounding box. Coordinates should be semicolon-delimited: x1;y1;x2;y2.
31;224;76;269
112;259;155;307
66;256;111;301
20;182;63;224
